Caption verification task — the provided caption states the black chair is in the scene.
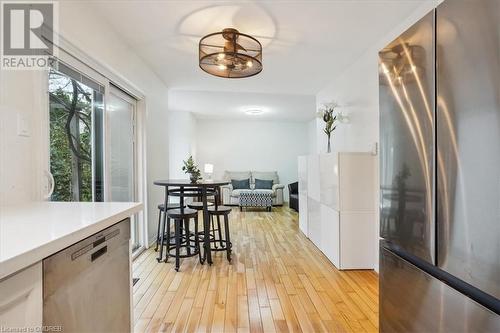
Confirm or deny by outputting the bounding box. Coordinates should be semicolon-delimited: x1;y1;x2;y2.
155;203;185;251
207;206;232;262
163;208;202;271
187;201;214;210
156;188;214;255
288;182;299;212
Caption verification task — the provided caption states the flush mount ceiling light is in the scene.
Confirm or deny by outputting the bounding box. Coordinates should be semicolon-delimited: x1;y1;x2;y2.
245;108;264;115
199;28;263;78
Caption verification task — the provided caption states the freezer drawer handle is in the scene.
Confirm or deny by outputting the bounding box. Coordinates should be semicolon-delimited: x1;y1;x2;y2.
91;246;107;262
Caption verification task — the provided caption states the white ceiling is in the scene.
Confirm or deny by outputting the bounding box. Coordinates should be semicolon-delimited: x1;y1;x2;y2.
169;90;316;121
90;0;430;95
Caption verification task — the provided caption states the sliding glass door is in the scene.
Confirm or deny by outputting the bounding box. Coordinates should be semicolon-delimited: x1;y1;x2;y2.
48;59;143;254
48;63;104;202
107;86;140;251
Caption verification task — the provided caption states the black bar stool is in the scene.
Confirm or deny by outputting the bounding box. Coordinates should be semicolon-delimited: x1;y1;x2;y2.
162;208;202;271
187;201;213;210
187;201;222;249
154;203;185;252
207;205;232;262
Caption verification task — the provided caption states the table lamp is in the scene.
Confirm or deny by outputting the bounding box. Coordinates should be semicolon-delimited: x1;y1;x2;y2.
204;163;214;180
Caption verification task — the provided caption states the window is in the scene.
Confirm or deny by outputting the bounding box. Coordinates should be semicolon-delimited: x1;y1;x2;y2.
48;62;104;201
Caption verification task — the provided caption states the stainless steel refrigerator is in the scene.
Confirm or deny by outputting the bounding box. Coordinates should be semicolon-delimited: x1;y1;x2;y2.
378;0;500;331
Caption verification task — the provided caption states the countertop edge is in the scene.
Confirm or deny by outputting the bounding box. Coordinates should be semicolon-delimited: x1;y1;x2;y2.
0;203;142;280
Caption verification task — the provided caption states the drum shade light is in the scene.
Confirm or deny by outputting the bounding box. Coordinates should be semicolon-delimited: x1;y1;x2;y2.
199;28;263;78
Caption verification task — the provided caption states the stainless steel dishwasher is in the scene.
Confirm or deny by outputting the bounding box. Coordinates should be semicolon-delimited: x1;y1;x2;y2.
43;219;131;333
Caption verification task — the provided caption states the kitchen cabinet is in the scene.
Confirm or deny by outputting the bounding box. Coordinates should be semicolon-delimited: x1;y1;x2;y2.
0;263;42;328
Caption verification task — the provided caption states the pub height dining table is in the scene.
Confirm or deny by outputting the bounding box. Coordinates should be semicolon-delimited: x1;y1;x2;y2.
153;179;230;266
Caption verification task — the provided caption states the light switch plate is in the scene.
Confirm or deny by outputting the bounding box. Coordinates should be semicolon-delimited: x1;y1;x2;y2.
17;113;30;137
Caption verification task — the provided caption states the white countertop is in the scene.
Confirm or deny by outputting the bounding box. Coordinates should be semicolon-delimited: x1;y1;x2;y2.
0;201;142;280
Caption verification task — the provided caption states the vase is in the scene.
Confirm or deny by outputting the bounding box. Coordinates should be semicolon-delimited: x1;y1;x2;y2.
327;135;331;153
189;175;198;183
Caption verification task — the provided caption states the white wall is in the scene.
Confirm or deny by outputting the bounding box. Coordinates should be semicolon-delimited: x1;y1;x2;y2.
316;54;379;154
313;1;440;271
0;70;44;204
0;2;169;243
196;119;309;200
307;119;318;155
167;111;197;179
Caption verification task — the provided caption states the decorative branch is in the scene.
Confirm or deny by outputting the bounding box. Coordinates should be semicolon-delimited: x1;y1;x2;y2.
318;102;338;137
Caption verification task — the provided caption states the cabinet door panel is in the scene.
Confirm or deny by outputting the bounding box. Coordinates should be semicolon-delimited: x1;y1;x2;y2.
320;153;339;210
339;153;376;211
0;263;42;328
321;205;340;268
299;193;308;236
340;212;375;269
298;156;308;195
307;198;321;248
307;155;320;201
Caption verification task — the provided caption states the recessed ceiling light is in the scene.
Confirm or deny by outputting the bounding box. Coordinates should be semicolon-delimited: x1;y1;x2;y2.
245;109;264;115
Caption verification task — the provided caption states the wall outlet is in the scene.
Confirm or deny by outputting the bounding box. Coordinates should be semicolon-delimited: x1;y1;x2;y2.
17;113;30;137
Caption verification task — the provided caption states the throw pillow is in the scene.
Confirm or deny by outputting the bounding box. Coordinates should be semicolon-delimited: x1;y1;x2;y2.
232;178;250;189
255;178;273;190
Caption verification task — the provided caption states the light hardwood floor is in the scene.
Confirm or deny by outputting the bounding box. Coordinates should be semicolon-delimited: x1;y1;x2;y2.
133;206;379;333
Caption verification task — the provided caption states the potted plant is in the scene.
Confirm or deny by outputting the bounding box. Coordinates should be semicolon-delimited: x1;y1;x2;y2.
318;102;338;153
182;156;202;183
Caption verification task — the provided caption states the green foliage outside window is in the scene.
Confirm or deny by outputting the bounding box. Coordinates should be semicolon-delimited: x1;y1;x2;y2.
49;70;93;201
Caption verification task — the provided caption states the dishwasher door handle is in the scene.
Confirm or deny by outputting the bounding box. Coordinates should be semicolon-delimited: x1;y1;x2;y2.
91;246;107;262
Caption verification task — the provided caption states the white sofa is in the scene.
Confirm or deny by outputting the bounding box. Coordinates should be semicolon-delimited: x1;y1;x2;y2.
221;171;285;206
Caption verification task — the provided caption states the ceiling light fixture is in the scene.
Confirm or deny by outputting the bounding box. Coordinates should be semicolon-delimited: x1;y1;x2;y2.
245;108;264;115
199;28;263;78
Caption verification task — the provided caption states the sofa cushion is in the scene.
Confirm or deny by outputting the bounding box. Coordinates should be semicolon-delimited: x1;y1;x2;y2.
251;171;279;185
231;189;253;197
224;171;251;181
231;178;250;190
255;178;273;190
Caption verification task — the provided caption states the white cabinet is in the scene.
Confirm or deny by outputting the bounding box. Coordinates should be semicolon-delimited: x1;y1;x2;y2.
298;152;376;270
339;211;375;269
338;153;376;212
297;156;308;235
320;153;339;210
307;197;321;246
320;205;339;267
0;263;42;328
298;193;308;234
306;155;320;202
